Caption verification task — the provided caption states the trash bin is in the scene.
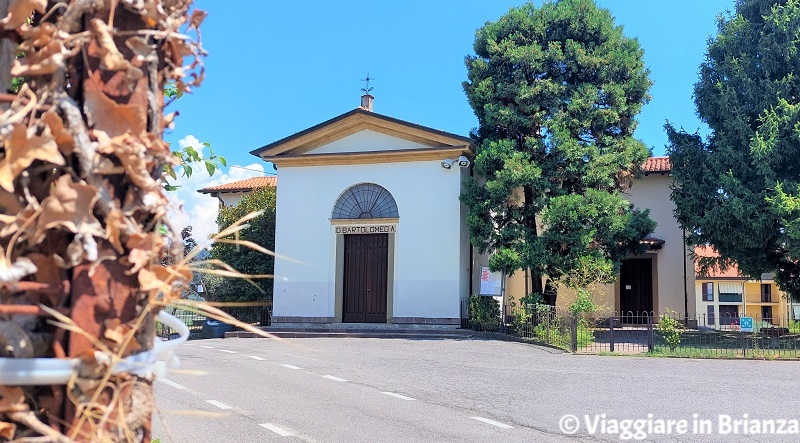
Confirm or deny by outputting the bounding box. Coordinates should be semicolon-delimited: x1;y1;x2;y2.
202;320;233;339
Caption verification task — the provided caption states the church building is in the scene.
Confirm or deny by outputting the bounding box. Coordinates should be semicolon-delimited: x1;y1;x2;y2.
250;95;475;326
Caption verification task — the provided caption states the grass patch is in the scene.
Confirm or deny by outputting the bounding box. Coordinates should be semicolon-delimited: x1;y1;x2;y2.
647;345;800;359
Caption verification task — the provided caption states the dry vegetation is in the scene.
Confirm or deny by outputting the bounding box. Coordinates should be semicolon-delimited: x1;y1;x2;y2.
0;1;234;441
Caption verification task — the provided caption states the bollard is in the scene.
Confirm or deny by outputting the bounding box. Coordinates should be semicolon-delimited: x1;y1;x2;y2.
647;314;654;352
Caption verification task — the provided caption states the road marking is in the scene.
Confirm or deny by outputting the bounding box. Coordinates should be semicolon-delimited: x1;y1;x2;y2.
322;375;348;382
157;378;186;390
201;345;214;349
249;355;266;361
281;364;302;370
470;416;514;429
206;400;233;410
259;423;294;437
219;349;238;354
380;391;415;401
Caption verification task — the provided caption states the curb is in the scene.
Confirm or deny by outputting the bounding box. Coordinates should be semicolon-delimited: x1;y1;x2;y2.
225;330;476;339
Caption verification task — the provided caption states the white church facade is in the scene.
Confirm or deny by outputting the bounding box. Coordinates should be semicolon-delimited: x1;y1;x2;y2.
250;96;475;325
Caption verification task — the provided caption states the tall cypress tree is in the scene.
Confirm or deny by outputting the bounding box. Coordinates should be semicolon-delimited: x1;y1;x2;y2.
462;0;655;303
667;0;800;300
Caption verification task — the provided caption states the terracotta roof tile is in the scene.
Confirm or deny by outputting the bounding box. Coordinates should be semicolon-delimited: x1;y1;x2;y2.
641;236;665;249
694;245;741;278
197;176;277;194
642;156;671;173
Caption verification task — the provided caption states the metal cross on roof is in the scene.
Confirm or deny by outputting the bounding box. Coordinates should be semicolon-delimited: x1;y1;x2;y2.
361;71;374;95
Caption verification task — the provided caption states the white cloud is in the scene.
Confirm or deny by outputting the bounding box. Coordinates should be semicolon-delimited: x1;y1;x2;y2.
166;135;269;247
179;134;202;151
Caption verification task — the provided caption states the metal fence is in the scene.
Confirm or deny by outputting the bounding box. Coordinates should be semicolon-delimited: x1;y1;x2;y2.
461;299;800;358
157;301;272;340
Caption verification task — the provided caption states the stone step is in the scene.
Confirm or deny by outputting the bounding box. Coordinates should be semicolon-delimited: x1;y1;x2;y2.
225;327;477;339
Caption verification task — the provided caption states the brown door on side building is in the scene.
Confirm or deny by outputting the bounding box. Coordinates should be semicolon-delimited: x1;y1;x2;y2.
620;258;653;323
343;234;388;323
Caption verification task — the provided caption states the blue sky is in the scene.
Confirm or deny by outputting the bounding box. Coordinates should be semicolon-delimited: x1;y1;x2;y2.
170;0;733;240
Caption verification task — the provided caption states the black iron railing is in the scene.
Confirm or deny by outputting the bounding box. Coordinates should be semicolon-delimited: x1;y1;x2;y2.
460;298;800;358
157;301;272;340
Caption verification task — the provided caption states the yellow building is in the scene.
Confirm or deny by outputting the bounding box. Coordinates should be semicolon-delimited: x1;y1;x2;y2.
694;246;792;330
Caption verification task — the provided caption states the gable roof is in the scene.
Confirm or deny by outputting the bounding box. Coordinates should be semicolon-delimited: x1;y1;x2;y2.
197;176;277;195
643;156;671;173
250;108;473;166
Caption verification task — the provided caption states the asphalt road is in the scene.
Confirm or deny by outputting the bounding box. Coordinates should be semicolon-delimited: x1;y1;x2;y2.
153;336;800;442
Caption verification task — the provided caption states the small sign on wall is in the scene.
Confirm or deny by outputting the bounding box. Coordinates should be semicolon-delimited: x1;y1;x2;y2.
739;317;754;333
335;225;396;234
479;267;503;296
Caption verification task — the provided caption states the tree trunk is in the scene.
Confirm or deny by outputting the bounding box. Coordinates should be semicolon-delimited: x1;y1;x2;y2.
0;1;204;441
522;186;545;300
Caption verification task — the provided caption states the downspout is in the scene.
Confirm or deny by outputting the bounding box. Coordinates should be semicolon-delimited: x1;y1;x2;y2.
524;268;529;300
683;227;689;320
468;162;474;298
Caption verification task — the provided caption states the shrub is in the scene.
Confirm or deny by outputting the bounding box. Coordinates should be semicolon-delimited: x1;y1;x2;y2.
510;293;543;334
568;289;596;318
657;310;684;351
468;295;500;332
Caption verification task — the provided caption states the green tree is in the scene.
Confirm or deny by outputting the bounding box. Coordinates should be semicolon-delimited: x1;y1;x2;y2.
163;85;226;191
666;0;800;300
210;186;276;301
461;0;655;304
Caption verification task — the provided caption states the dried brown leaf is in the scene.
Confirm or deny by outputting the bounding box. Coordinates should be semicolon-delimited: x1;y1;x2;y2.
0;421;16;440
126;36;156;62
189;9;207;30
115;134;160;191
0;123;64;192
0;201;35;239
138;264;191;296
103;318;124;344
83;75;147;138
105;209;125;253
138;267;169;293
26;253;66;304
35;175;103;241
0;386;26;413
102;318;141;356
42;111;75;155
0;0;46;30
18;21;56;48
0;189;22;225
125;232;163;273
89;18;130;71
10;40;68;77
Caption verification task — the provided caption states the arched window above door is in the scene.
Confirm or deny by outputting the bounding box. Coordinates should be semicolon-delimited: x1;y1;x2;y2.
332;183;399;219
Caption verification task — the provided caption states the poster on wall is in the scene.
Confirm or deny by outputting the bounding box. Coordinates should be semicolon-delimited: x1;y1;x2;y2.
479;267;503;296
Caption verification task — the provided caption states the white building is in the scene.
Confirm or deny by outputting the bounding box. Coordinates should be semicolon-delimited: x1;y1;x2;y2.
197;176;277;207
250;95;474;325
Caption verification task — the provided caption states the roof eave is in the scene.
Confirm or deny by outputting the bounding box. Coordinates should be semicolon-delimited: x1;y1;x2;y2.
249;108;473;158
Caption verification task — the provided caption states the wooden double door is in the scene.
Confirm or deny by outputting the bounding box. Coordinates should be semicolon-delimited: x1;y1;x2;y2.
620;258;653;323
342;234;388;323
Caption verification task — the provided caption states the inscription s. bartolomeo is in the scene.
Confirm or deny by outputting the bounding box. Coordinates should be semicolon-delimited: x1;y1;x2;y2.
335;225;397;234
